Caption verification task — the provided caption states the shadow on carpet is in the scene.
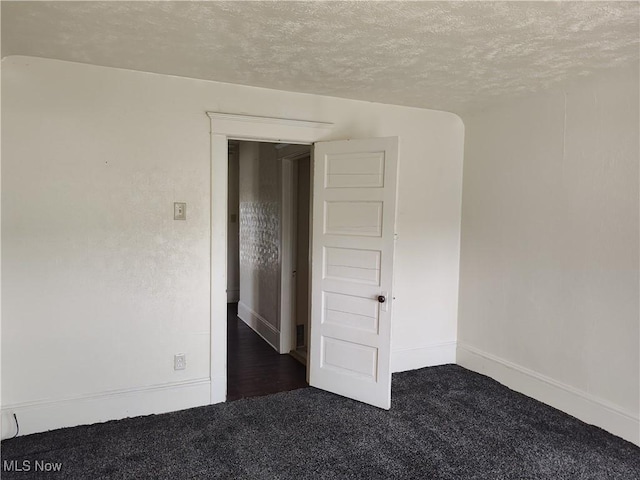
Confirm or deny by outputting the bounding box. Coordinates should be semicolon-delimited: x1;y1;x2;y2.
2;365;639;479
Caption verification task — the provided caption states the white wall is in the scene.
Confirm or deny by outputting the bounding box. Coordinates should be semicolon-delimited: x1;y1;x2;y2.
1;56;464;436
457;65;639;445
1;58;213;438
238;142;281;350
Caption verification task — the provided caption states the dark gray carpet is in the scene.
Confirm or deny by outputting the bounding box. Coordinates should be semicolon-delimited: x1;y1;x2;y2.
2;365;639;479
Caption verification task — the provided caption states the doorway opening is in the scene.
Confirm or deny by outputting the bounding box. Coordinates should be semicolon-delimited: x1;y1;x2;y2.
226;140;312;400
209;112;396;409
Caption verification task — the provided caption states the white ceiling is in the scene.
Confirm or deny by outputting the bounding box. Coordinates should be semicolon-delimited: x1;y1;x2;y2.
2;1;638;113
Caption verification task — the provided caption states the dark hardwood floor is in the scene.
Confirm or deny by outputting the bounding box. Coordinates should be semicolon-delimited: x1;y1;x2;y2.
227;303;308;401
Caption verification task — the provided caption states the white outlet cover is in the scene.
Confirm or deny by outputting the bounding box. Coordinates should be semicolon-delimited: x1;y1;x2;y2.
174;353;186;370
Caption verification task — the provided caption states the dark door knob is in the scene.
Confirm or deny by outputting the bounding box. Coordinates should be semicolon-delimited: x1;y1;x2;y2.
378;295;386;303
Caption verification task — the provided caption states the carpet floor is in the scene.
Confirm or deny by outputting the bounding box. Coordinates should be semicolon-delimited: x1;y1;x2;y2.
2;365;638;479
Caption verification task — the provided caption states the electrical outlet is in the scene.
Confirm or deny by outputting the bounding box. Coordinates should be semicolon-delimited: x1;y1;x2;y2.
174;353;186;370
174;202;186;220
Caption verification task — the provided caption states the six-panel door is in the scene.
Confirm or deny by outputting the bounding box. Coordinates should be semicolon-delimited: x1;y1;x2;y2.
309;137;398;409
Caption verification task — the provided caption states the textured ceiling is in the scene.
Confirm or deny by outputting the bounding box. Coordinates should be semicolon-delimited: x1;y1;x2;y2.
2;1;639;113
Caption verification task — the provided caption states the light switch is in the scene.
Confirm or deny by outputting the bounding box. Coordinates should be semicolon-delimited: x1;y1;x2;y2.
174;202;186;220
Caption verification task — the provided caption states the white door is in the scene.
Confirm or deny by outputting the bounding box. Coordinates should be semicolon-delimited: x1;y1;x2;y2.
309;137;398;409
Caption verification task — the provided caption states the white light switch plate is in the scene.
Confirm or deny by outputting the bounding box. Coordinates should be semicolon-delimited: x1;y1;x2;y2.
174;202;186;220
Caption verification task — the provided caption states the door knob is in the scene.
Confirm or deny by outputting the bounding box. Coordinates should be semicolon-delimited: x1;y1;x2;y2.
378;295;386;303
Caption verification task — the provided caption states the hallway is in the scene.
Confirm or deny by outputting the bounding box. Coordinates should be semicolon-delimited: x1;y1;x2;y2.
226;303;308;401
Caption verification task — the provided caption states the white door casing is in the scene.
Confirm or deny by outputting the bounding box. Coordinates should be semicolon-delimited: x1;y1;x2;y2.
207;112;333;403
207;112;397;408
309;137;399;409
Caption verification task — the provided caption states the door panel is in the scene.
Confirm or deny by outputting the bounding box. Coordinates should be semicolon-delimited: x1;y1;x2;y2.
309;137;398;409
324;247;381;285
324;201;383;236
325;151;385;188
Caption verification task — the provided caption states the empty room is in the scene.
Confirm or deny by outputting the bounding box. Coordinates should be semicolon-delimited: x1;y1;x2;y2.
1;1;638;479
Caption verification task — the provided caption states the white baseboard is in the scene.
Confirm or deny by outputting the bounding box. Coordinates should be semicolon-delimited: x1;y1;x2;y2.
237;301;280;352
227;289;239;303
1;378;211;439
457;343;640;446
391;341;457;373
210;374;227;404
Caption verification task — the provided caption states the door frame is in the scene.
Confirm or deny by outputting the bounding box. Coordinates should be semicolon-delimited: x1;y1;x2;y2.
280;149;312;357
207;112;333;403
